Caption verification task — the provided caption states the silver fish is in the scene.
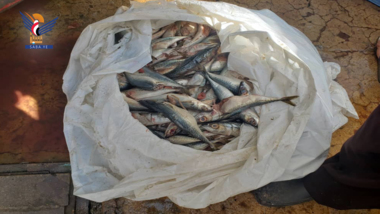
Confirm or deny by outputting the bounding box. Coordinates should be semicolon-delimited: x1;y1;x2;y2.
240;108;259;127
152;48;174;58
122;94;149;111
117;72;130;90
166;47;218;78
166;94;213;111
195;109;234;123
167;135;201;145
238;81;250;95
210;52;229;72
152;36;187;50
206;71;246;94
124;72;164;90
139;101;216;150
181;42;219;57
124;88;180;100
201;122;241;137
152;28;167;40
165;122;181;137
183;142;209;150
182;25;210;48
148;125;168;132
217;95;298;114
140;67;191;94
131;112;171;126
202;35;220;44
154;59;186;75
151;130;166;138
187;72;205;85
204;71;234;101
201;99;216;107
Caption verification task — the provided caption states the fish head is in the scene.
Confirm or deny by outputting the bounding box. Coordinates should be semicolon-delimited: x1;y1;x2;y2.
165;125;178;137
200;104;213;112
195;112;212;123
243;112;259;127
239;81;250;95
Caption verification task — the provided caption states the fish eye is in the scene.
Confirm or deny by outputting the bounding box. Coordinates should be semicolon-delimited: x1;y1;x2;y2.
200;116;207;122
211;124;219;129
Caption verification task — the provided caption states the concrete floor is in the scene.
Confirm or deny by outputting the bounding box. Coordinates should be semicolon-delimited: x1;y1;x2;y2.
0;0;380;213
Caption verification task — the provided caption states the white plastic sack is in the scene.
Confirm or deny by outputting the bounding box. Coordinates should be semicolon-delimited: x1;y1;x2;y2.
62;0;358;208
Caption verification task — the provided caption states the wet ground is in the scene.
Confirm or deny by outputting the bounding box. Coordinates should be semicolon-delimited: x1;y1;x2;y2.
0;0;379;213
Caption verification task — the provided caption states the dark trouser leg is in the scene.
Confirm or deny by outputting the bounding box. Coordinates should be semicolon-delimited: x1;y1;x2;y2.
303;105;380;209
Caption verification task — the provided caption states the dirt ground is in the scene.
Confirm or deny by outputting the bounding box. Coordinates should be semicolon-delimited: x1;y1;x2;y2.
0;0;379;213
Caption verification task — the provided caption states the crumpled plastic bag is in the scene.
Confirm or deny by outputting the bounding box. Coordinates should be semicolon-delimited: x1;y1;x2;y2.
62;0;358;208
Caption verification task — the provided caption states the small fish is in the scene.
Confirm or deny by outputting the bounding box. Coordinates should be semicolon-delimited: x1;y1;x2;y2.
131;112;171;126
181;42;219;57
125;88;180;100
240;108;259;127
180;22;198;37
183;142;209;150
117;72;130;90
219;67;228;76
166;47;218;78
152;36;187;50
152;28;167;40
122;94;149;111
148;125;168;132
238;81;250;95
154;59;186;75
195;109;234;123
217;95;298;115
167;94;213;111
162;23;178;38
210;52;229;72
187;72;206;86
204;71;234;101
152;28;160;34
206;71;245;95
152;48;174;58
182;25;210;48
201;122;241;137
125;72;164;90
198;46;219;69
167;135;201;145
139;101;216;150
202;35;220;44
165;122;181;137
151;130;166;138
201;99;216;107
139;67;191;94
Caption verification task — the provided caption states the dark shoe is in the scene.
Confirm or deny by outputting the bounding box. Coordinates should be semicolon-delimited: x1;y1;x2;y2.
252;178;313;207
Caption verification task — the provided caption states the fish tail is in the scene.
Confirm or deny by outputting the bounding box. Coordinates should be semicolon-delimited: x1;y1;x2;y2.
280;96;299;106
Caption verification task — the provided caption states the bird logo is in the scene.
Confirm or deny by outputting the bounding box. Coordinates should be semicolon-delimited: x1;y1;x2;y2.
20;12;58;38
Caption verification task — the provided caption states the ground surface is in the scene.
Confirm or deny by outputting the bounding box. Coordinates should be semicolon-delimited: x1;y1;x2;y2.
0;0;379;213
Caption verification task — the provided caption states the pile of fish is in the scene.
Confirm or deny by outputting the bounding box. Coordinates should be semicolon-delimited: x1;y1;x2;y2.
117;21;298;151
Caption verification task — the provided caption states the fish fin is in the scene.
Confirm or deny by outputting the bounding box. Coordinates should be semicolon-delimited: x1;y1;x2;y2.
168;95;188;110
281;96;299;106
167;95;177;105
